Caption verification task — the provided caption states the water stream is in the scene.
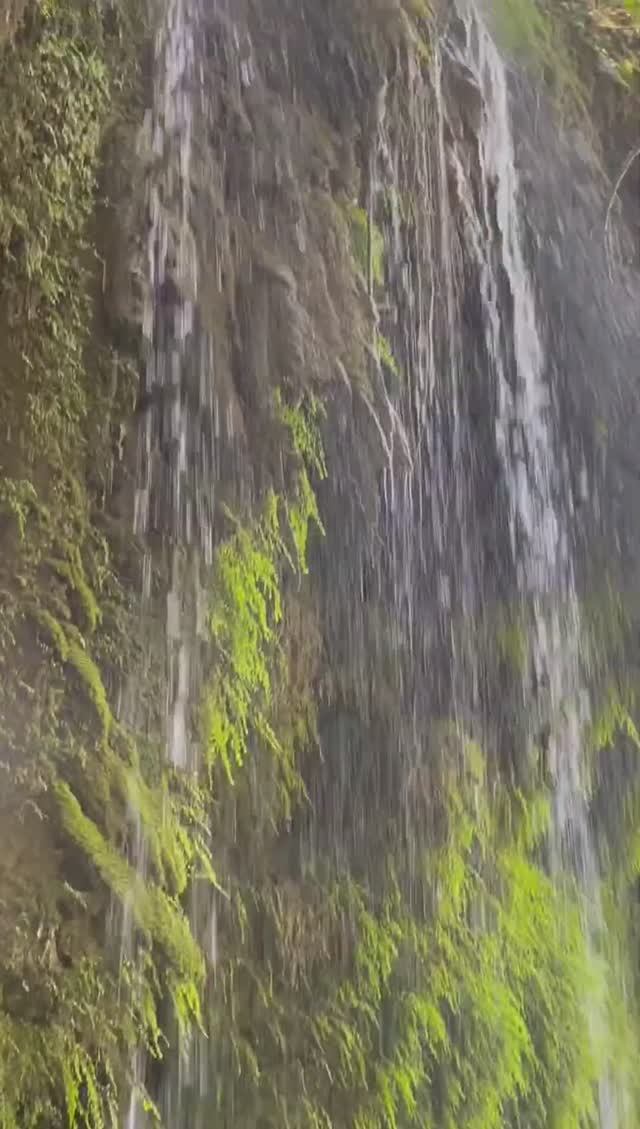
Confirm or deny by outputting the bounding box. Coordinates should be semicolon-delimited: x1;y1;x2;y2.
125;0;210;1122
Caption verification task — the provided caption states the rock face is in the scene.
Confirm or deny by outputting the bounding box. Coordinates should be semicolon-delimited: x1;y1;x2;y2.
2;0;640;1126
0;0;27;43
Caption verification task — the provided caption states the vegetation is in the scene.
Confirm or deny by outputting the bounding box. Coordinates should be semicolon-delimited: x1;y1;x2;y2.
490;0;640;117
196;719;625;1129
0;0;150;1121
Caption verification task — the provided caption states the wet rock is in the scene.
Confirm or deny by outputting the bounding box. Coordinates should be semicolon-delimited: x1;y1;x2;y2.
0;0;27;44
445;58;483;140
448;14;468;51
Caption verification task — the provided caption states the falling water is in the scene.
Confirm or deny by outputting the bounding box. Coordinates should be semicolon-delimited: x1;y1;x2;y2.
371;2;625;1121
135;0;213;773
125;0;215;1123
121;0;637;1122
447;7;620;1123
447;8;585;855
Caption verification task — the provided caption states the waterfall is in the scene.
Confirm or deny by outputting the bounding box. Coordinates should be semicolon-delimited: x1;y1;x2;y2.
8;0;640;1121
122;0;637;1122
125;0;215;1123
375;3;627;1123
136;0;211;773
445;7;621;1124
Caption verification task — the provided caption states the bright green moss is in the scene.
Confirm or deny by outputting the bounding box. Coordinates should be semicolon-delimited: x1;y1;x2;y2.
347;204;385;289
204;727;615;1129
55;781;205;1014
375;332;401;381
34;608;114;737
204;392;326;783
275;390;328;481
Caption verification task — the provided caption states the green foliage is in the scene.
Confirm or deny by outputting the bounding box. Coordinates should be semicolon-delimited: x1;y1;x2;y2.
203;489;318;781
204;494;284;777
375;332;401;382
0;943;168;1128
584;0;640;85
0;3;165;1126
0;36;107;288
0;478;37;541
275;390;328;481
490;0;555;59
288;470;325;576
347;204;385;289
35;608;114;736
55;781;204;1030
589;688;640;754
0;0;145;622
492;0;640;117
204;393;326;784
203;729;615;1129
0;966;120;1129
0;14;109;499
121;764;222;898
48;549;103;633
489;0;586;110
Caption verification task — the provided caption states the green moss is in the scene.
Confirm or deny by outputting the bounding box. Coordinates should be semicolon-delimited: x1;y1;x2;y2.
204;725;614;1129
0;7;174;1123
119;760;224;899
490;0;584;105
287;469;325;576
0;943;162;1129
0;478;38;541
48;550;103;633
203;391;326;785
374;332;400;380
495;615;528;675
34;608;113;737
275;390;328;481
347;204;385;289
589;688;640;752
55;781;205;1017
203;488;315;783
204;498;283;781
